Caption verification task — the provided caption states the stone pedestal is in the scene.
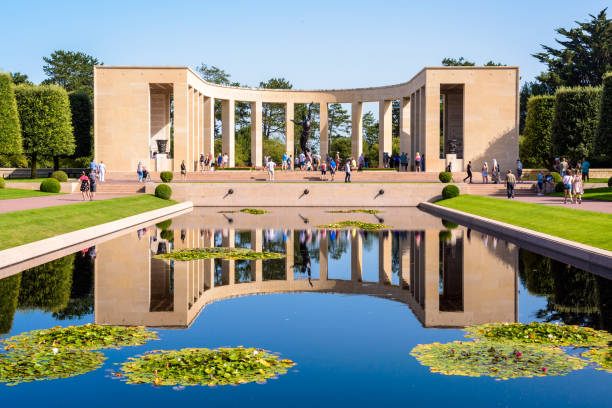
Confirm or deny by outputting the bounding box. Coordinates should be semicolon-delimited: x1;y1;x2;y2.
445;154;457;172
155;153;169;172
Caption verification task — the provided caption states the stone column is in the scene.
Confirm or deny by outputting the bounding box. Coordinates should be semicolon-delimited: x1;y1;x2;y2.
173;82;189;172
203;96;215;158
400;97;411;168
222;99;235;168
222;231;235;285
419;87;427;170
250;101;263;167
378;100;392;167
319;103;329;158
351;102;363;159
285;102;294;160
378;231;392;285
197;92;203;170
410;92;417;163
251;229;263;282
351;233;362;282
425;84;442;172
188;87;195;171
285;231;294;281
319;233;328;281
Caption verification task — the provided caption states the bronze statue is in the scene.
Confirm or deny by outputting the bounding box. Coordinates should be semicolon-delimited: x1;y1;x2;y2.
291;103;314;153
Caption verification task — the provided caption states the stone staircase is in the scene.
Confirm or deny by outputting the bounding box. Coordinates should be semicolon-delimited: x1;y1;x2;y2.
463;182;535;197
96;182;145;194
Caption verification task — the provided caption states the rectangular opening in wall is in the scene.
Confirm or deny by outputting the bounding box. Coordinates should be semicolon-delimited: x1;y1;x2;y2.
149;83;173;171
440;84;464;160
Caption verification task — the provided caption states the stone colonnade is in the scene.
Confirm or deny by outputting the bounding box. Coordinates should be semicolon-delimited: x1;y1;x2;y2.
94;66;520;173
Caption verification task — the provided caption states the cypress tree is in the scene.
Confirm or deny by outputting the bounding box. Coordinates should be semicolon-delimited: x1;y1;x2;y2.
522;95;555;167
69;91;93;158
596;72;612;161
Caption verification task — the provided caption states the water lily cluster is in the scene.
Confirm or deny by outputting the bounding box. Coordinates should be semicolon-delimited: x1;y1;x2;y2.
326;209;382;214
0;324;158;386
218;208;268;214
410;322;612;380
317;220;389;230
154;247;285;261
116;347;296;387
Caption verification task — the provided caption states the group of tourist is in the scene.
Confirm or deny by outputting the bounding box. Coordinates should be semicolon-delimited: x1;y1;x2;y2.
79;159;107;201
137;161;150;182
553;157;590;181
381;152;422;172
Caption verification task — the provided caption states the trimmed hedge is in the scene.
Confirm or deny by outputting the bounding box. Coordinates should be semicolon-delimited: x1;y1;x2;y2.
596;72;612;160
160;171;173;182
160;229;174;241
522;95;555;168
0;73;22;156
608;177;612;188
51;170;68;182
551;86;602;161
442;219;458;229
155;184;172;200
156;219;172;230
555;182;565;192
40;178;61;193
551;172;562;183
0;177;5;189
442;185;460;199
438;171;452;183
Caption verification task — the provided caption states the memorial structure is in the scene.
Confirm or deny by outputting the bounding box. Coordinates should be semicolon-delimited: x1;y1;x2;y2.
94;66;519;173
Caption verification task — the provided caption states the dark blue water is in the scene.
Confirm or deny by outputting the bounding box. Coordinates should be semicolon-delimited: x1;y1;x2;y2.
1;221;611;407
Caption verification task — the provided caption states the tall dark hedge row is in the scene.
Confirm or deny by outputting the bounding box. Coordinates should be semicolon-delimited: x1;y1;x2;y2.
551;86;602;161
522;95;555;167
0;73;22;155
69;90;92;158
596;73;612;160
0;274;21;334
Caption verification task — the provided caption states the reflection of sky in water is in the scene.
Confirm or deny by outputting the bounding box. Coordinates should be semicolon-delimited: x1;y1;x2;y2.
1;223;611;407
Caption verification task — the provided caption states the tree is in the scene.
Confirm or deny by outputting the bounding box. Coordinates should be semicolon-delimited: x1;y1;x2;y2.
362;111;379;147
294;103;320;154
484;61;505;66
14;85;75;176
42;50;101;98
0;73;23;156
532;9;612;91
196;64;231;85
10;72;32;85
441;57;475;66
328;103;350;140
18;254;74;313
522;95;555;167
260;78;292;139
519;81;554;133
0;274;20;334
596;72;612;161
69;91;92;158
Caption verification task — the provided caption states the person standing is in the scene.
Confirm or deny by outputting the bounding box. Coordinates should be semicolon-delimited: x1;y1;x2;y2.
573;171;583;204
137;161;143;183
98;161;106;182
223;153;229;168
581;157;590;182
266;159;276;181
90;159;98;174
180;160;186;181
282;152;288;170
481;162;488;184
516;159;523;183
505;170;516;199
88;169;97;200
537;171;544;195
79;171;90;201
344;160;351;183
320;160;327;180
463;161;472;183
415;152;421;172
562;169;574;204
199;153;205;172
330;158;336;181
560;158;568;177
217;153;223;168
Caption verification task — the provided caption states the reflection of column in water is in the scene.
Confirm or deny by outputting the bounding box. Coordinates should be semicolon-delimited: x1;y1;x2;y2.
285;231;294;281
319;231;328;281
379;231;392;285
221;230;235;285
399;233;410;289
351;231;362;282
251;229;263;282
203;230;214;290
298;239;311;280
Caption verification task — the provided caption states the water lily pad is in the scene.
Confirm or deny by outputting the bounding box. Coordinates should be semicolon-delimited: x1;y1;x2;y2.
410;341;587;380
2;324;158;351
326;209;382;214
317;221;389;230
0;345;105;386
582;348;612;373
464;322;612;347
154;247;285;261
117;347;296;386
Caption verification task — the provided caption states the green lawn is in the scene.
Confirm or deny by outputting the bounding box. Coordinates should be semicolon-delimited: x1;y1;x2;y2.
436;195;612;251
0;195;177;250
0;188;61;200
585;178;610;184
4;178;72;183
548;187;612;201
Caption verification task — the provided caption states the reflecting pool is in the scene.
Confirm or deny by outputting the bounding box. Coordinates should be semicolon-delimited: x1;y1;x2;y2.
0;208;610;406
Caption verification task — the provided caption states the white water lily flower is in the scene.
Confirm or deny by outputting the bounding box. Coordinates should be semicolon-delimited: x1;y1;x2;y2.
52;347;59;354
547;334;553;339
253;350;259;355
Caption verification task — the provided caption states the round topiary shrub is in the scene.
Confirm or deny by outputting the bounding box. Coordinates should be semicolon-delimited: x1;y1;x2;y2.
551;172;562;183
160;229;174;241
40;178;61;193
50;170;68;182
439;230;452;242
442;185;460;200
442;219;458;229
155;184;172;200
555;182;565;192
608;176;612;187
160;171;173;182
0;177;5;189
156;219;172;230
438;171;452;183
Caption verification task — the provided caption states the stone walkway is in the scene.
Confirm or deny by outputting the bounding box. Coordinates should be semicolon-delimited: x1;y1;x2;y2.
0;193;133;214
514;195;612;214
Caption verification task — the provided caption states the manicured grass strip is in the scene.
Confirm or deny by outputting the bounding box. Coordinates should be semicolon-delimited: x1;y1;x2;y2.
5;178;71;183
0;195;176;250
548;187;612;201
0;188;61;200
436;195;612;251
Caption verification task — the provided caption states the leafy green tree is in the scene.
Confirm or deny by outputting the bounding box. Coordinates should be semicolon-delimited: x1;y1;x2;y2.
551;86;602;161
42;50;101;98
0;73;23;156
18;254;74;313
196;64;231;85
596;72;612;160
328;103;350;140
522;95;555;167
69;91;92;158
484;61;505;66
263;137;285;165
0;274;21;334
441;57;475;66
15;85;75;176
533;9;612;91
260;78;292;139
10;72;32;85
519;81;554;133
330;136;351;161
362;111;379;147
53;252;94;320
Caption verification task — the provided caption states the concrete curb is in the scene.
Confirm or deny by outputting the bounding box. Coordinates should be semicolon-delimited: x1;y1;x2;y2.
418;202;612;278
0;201;193;277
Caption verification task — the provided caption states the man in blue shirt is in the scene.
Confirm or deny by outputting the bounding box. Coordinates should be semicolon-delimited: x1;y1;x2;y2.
516;160;523;183
282;153;288;170
581;157;590;182
89;160;98;173
329;159;336;181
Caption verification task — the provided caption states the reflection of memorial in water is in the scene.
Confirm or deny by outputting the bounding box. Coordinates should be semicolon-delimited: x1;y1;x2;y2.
94;226;518;328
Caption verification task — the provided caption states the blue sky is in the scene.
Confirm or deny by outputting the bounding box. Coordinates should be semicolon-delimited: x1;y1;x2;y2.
1;1;609;89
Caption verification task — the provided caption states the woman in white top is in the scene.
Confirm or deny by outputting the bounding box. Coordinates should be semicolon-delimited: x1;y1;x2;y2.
562;170;574;204
267;160;275;181
572;170;583;204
